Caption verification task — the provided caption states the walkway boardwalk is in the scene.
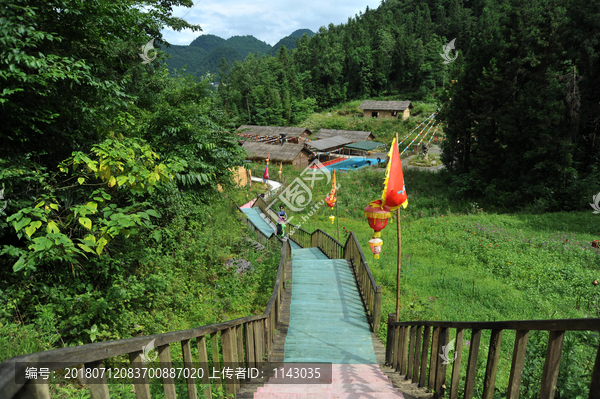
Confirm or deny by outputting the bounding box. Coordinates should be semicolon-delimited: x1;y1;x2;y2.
252;244;405;398
285;248;377;364
242;207;275;237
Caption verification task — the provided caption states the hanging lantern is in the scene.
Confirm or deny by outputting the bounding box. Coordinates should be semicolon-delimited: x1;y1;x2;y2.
325;194;336;208
368;238;383;259
329;215;336;224
364;199;393;258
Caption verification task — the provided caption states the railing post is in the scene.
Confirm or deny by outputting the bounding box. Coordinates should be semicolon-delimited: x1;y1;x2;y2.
196;337;211;399
310;232;318;248
182;339;199;399
449;329;464;399
413;326;423;383
396;325;404;372
428;327;440;390
419;325;431;388
433;327;450;399
482;329;503;399
129;350;151;399
463;329;482;399
373;286;382;332
157;345;177;399
407;326;416;381
85;360;110;399
507;330;529;399
245;322;256;370
386;319;393;365
539;330;565;399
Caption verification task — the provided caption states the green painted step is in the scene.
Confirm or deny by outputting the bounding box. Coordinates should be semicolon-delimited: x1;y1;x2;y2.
242;208;275;237
289;239;302;250
291;247;329;260
284;249;377;364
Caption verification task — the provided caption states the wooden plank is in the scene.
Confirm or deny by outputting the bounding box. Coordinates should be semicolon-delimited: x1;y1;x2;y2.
482;329;503;399
463;329;482;399
402;326;410;376
231;327;240;394
413;325;423;383
419;326;431;388
255;319;265;365
196;336;211;399
539;330;565;399
129;351;151;399
507;330;529;399
263;318;269;361
589;342;600;399
407;326;416;380
374;286;383;333
236;324;245;374
428;327;440;389
221;328;238;397
157;345;177;399
84;360;110;399
246;322;256;370
386;320;393;365
388;318;598;331
181;339;198;399
391;325;399;369
449;329;464;399
13;381;50;399
433;327;450;399
211;332;221;372
395;325;405;372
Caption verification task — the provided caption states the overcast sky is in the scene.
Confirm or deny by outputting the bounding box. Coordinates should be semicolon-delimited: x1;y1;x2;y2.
161;0;382;46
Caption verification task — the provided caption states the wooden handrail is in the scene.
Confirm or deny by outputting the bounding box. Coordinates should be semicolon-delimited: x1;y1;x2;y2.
386;315;600;399
343;231;383;332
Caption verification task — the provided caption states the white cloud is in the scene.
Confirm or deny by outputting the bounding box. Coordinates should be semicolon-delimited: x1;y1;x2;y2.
161;0;381;46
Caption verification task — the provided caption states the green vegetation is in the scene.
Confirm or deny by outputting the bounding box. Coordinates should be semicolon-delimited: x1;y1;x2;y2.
162;30;315;79
0;0;276;370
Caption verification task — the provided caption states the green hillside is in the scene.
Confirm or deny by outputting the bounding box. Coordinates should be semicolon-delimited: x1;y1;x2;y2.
270;28;315;55
163;30;314;79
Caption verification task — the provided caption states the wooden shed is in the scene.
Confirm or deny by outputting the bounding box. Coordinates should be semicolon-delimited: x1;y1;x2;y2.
358;101;413;120
315;129;375;143
242;142;312;169
237;125;312;144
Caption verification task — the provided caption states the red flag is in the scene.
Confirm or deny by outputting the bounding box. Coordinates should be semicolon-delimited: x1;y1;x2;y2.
263;164;269;180
381;137;407;210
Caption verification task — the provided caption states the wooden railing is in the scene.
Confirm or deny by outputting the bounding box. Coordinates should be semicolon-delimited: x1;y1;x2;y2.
255;196;279;223
255;195;382;334
386;316;600;399
288;224;311;249
344;232;383;333
0;213;291;399
310;228;343;259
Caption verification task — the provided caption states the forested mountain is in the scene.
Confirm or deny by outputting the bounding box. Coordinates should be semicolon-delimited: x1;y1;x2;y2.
163;30;314;79
217;0;600;210
270;29;315;55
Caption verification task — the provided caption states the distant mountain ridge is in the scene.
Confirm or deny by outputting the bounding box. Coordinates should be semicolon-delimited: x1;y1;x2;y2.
163;29;315;79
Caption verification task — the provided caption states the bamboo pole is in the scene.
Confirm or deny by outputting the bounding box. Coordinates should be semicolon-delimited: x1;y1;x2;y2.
336;195;340;242
396;132;402;322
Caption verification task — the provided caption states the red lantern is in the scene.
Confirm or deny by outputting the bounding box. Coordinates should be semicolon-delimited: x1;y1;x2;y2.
326;194;336;208
364;199;393;258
